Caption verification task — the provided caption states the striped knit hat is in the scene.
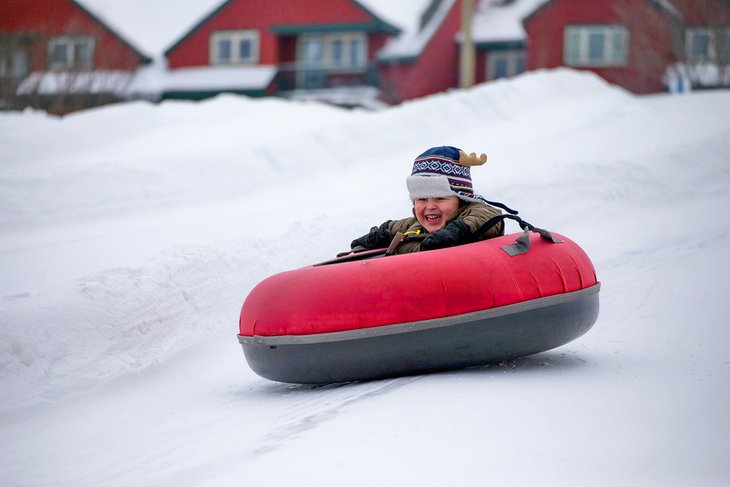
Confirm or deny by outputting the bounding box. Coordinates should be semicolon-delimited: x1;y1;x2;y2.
406;146;488;203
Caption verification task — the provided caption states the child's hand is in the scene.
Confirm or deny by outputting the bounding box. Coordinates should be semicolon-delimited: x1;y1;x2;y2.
421;220;471;250
351;221;393;250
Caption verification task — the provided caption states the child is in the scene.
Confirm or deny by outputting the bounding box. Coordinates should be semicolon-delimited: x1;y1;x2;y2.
351;146;504;254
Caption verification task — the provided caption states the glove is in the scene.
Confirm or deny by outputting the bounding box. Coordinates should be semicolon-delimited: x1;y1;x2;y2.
351;221;393;250
420;220;471;251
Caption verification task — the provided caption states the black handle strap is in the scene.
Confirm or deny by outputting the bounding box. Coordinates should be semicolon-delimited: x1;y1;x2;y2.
482;199;519;215
470;213;562;256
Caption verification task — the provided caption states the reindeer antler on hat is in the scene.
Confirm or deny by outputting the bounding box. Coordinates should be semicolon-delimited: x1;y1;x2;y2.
406;146;489;204
458;150;488;167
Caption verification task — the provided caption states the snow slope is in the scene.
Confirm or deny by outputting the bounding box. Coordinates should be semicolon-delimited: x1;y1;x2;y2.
1;69;730;485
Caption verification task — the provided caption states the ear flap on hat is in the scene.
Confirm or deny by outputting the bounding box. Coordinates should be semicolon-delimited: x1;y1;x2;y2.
458;150;487;167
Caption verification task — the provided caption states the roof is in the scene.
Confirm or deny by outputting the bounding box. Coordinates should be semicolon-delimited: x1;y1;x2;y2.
76;0;223;60
129;64;277;95
74;0;454;62
472;0;551;45
164;0;402;57
651;0;681;18
374;0;551;60
376;0;457;62
16;70;137;96
523;0;682;25
359;0;435;38
15;63;276;99
69;0;151;63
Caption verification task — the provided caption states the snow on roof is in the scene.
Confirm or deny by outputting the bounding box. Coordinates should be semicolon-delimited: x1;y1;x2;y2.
652;0;681;19
15;65;276;98
16;70;136;96
77;0;427;60
128;64;277;95
375;0;456;61
76;0;225;59
74;0;459;63
357;0;434;37
472;0;551;44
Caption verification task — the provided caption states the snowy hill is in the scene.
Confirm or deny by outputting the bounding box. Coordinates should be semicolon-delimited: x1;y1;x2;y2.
1;69;729;485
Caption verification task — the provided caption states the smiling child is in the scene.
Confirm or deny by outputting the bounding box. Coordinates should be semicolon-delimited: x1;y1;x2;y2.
350;146;504;254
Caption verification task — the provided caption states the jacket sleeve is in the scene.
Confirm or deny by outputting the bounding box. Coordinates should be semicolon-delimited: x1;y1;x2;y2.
458;203;504;240
387;217;419;235
387;217;427;254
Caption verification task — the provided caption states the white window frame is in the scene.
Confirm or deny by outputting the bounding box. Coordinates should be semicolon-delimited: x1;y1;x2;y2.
210;30;260;65
296;32;368;70
486;49;526;80
48;36;95;70
564;25;629;67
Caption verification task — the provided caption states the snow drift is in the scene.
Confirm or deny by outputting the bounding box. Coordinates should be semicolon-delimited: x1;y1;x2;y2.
1;69;729;486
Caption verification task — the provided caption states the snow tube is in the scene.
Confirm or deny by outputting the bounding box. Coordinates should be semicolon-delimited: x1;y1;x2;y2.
238;231;599;384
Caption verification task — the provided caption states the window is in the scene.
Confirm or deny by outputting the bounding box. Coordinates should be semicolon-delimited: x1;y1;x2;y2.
350;38;364;67
48;36;94;70
294;33;368;88
486;50;526;80
301;38;324;66
331;39;343;67
564;25;628;67
297;33;367;70
687;29;712;61
210;30;259;65
686;28;730;62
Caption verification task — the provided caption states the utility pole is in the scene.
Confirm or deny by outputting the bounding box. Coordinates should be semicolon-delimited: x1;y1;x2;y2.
460;0;476;89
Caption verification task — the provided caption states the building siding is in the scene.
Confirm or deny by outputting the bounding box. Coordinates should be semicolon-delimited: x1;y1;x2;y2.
166;0;389;68
524;0;675;93
2;0;147;71
378;1;461;103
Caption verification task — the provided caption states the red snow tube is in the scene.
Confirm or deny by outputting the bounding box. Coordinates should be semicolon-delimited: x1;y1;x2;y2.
238;231;600;383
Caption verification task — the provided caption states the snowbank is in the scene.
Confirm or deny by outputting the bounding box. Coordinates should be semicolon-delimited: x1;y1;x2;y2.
1;68;730;486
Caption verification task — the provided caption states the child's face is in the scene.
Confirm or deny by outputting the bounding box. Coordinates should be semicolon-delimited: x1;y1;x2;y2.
414;196;460;233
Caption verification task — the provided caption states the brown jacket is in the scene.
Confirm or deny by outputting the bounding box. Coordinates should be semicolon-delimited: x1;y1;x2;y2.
387;202;504;254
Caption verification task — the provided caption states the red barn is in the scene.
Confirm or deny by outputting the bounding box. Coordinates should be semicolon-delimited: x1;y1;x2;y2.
523;0;680;94
1;0;151;113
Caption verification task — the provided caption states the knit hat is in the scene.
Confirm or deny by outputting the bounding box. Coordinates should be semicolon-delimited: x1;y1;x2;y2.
406;146;488;203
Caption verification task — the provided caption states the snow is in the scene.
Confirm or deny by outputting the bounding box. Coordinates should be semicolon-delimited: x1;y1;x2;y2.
654;0;682;19
76;0;440;61
127;64;278;97
76;0;225;59
377;0;456;60
359;0;434;36
666;62;730;89
16;70;135;96
472;0;550;43
1;68;730;485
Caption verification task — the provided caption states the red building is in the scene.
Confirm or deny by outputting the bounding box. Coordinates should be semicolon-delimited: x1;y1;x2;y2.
163;0;401;103
5;0;727;114
162;0;470;106
668;0;730;89
1;0;151;113
377;0;461;103
523;0;680;94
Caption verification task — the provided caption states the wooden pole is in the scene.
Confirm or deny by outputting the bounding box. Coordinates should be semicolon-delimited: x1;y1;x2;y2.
460;0;475;89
